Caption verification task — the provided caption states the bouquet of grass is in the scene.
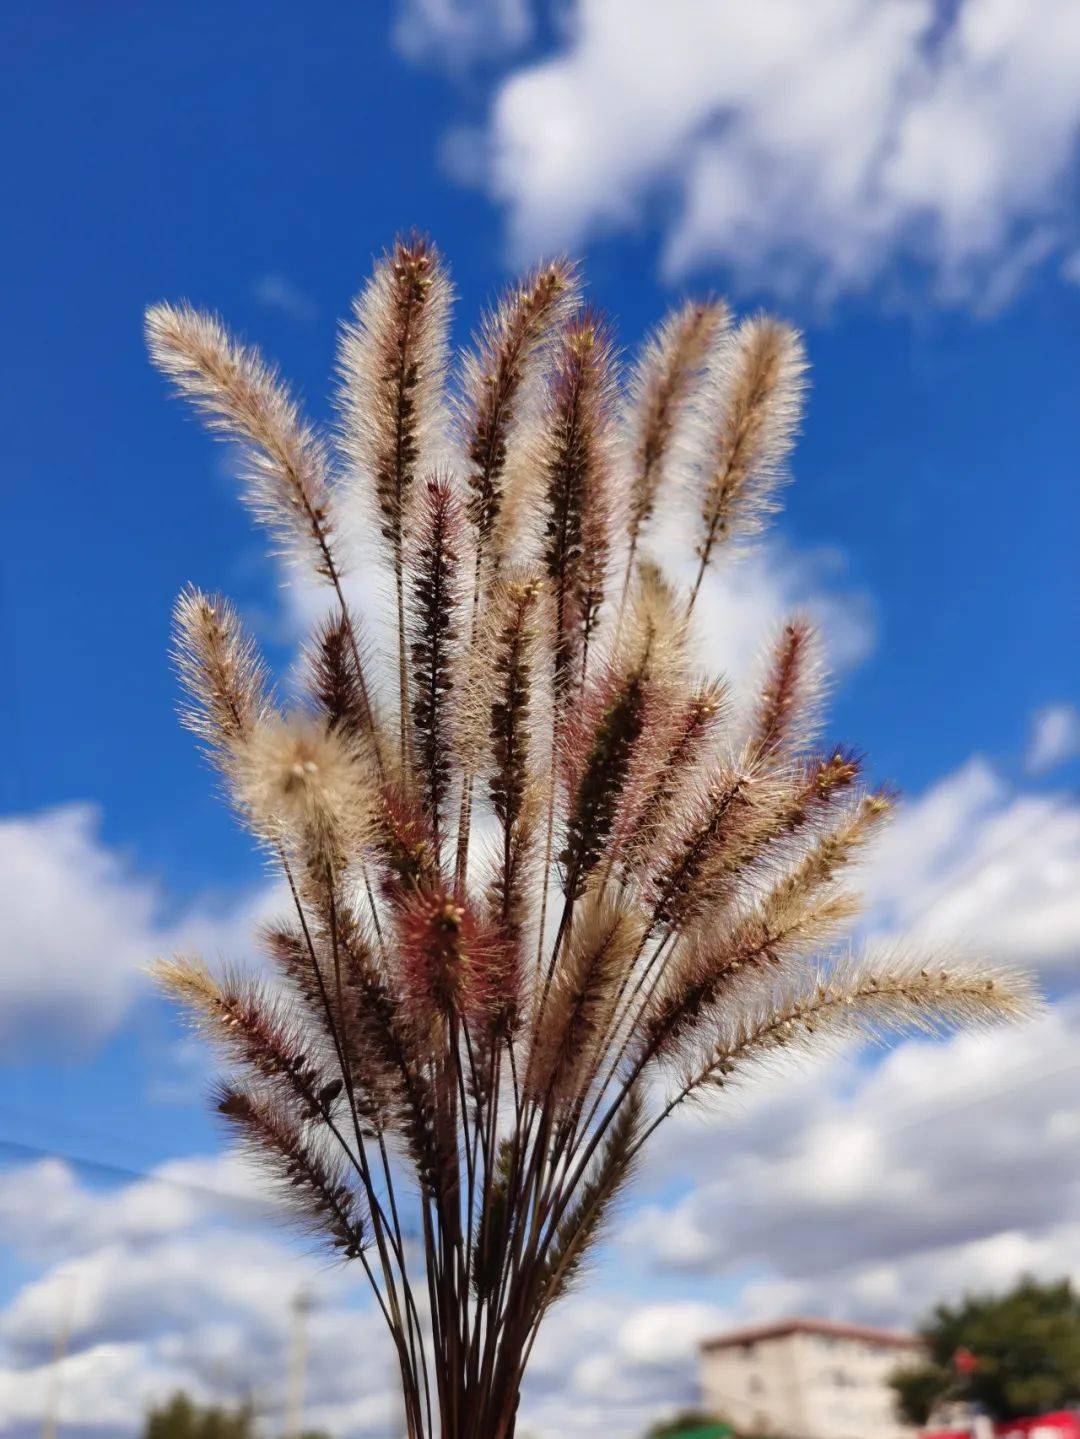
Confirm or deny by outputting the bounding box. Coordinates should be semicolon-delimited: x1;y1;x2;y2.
147;236;1033;1439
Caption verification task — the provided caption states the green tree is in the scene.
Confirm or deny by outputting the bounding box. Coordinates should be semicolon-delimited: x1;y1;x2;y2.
644;1412;737;1438
144;1394;254;1439
143;1393;329;1439
891;1276;1080;1423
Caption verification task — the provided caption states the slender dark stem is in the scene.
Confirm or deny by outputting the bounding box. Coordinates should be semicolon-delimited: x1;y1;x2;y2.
280;855;422;1434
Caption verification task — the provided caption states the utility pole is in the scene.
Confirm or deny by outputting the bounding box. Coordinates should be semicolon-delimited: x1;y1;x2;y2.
41;1277;76;1439
284;1287;313;1439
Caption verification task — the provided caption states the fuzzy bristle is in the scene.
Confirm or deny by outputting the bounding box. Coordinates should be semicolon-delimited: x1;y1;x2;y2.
751;615;823;761
527;894;646;1106
462;258;579;546
336;234;452;550
539;311;619;695
624;298;730;556
172;586;272;762
155;955;347;1122
644;757;776;933
146;303;337;576
396;887;494;1027
232;712;373;859
408;475;463;854
337;234;453;761
673;950;1040;1105
215;1083;368;1259
690;315;807;604
304;608;383;758
616;678;728;882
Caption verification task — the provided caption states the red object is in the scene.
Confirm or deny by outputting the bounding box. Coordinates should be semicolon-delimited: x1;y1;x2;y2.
924;1416;1080;1439
996;1416;1080;1439
954;1347;980;1374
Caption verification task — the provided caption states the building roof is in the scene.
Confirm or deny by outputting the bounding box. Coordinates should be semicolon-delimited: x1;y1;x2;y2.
700;1315;919;1353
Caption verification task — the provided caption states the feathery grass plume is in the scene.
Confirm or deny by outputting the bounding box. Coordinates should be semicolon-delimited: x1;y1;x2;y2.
643;757;771;933
146;304;337;577
215;1083;368;1259
155;956;346;1123
539;310;618;694
689;316;807;610
620;299;729;597
260;907;400;1135
668;951;1039;1114
371;780;440;904
461;259;578;550
334;914;445;1194
151;240;1037;1439
232;712;373;862
526;894;646;1107
773;746;863;834
304;608;385;764
535;1082;643;1306
408;476;463;856
558;657;651;901
261;920;342;1039
336;235;453;762
484;576;543;838
767;788;893;912
751;614;823;761
599;561;706;872
396;888;485;1028
616;558;690;681
484;780;543;949
642;885;860;1066
470;574;546;952
172;586;272;761
616;678;728;883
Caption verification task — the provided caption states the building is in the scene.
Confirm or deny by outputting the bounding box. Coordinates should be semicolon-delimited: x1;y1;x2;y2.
699;1316;922;1439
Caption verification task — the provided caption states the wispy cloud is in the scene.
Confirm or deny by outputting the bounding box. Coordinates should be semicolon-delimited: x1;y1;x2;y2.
393;0;532;70
423;0;1080;307
250;273;318;323
1026;702;1080;775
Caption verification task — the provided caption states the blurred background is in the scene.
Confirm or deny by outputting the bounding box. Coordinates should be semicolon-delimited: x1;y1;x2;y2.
2;1;1078;1435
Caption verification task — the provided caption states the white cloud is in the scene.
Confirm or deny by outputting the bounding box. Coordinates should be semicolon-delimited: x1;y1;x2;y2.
455;0;1080;304
250;274;317;323
0;1152;394;1437
624;995;1080;1322
393;0;532;69
0;804;281;1058
682;541;874;689
0;1149;726;1439
864;757;1080;974
1026;702;1080;775
0;807;161;1053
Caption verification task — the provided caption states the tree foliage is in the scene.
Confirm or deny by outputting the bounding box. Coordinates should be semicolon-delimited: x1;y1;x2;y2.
891;1275;1080;1423
144;1393;327;1439
144;1394;255;1439
645;1413;735;1438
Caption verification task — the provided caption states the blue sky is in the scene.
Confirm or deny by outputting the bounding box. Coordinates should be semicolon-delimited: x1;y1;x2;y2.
2;1;1079;1434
